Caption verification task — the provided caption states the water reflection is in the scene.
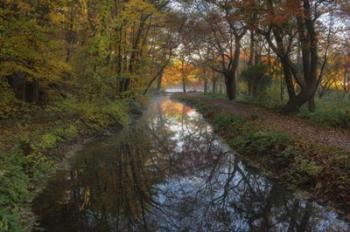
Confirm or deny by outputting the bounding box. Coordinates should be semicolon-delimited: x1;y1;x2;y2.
33;97;349;232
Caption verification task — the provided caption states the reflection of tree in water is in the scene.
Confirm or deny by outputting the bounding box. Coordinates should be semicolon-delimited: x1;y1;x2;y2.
34;127;164;232
146;97;348;232
34;97;349;232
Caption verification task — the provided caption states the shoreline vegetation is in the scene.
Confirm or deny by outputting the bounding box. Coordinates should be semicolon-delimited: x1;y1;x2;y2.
174;93;350;221
0;98;145;231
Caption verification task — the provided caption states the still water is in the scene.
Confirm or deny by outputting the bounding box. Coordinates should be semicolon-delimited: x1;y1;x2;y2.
33;97;349;232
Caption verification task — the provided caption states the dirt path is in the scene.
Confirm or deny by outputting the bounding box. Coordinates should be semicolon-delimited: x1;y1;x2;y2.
180;94;350;153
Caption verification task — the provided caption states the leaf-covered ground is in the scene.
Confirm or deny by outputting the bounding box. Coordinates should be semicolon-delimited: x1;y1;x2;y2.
174;93;350;221
180;93;350;152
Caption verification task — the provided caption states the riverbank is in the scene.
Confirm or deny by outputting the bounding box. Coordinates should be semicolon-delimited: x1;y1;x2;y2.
0;97;146;232
174;93;350;221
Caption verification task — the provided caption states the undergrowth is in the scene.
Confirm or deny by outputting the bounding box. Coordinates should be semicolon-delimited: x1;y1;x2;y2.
0;98;130;232
298;95;350;129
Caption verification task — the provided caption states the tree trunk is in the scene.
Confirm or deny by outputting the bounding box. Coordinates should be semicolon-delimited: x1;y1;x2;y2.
182;75;186;93
224;73;236;100
308;95;316;112
281;84;316;114
156;74;162;92
204;79;208;94
252;81;258;97
248;79;253;96
280;72;284;101
248;31;255;66
181;59;186;93
223;37;241;100
212;79;217;94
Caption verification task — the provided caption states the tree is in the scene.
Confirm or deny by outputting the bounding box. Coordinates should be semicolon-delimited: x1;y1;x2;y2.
191;0;247;100
0;0;69;103
247;0;336;113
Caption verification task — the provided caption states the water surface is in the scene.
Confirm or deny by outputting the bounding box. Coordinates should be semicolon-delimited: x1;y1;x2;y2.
33;97;349;232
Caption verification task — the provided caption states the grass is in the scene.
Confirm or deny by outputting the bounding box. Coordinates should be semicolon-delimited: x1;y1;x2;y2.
298;93;350;129
207;88;350;129
0;97;132;232
175;94;350;220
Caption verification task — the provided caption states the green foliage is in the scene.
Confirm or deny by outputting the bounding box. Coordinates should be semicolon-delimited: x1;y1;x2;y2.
0;148;53;232
237;79;286;111
300;109;350;129
0;81;25;120
298;94;350;129
0;151;29;206
212;113;247;136
0;150;31;232
233;131;290;156
293;157;323;177
240;64;272;97
0;1;68;82
58;99;129;130
51;126;79;140
331;152;350;171
36;134;60;150
0;208;21;232
238;83;350;129
213;113;246;129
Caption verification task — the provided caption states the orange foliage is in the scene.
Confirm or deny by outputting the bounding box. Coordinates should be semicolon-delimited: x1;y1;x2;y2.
162;60;201;87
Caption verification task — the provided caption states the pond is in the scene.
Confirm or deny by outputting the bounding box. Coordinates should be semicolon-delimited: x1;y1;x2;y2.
33;96;349;232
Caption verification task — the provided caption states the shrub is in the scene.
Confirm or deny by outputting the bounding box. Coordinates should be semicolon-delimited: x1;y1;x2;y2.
0;150;30;232
51;125;79;140
213;113;246;129
233;131;290;156
331;152;350;171
36;133;60;150
299;108;350;129
293;157;323;177
240;64;272;97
